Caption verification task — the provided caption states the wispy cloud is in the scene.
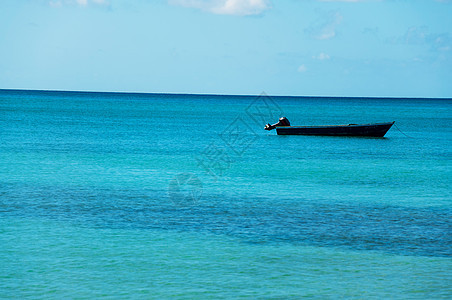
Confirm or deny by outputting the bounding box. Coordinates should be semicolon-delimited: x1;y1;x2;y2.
305;11;343;40
313;52;330;60
297;64;307;72
317;0;374;2
49;0;110;8
389;26;452;51
387;26;452;63
168;0;269;16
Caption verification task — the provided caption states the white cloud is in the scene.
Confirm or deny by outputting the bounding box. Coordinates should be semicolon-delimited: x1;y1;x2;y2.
169;0;269;16
313;53;330;60
297;64;307;72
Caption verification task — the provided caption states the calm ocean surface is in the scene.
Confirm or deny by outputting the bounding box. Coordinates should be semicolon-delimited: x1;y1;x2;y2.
1;90;451;298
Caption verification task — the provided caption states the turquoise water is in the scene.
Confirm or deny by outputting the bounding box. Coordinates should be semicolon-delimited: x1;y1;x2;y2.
1;90;451;298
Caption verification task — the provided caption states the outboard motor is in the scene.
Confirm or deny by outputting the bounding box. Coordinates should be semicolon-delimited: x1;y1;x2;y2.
278;117;290;126
265;117;290;130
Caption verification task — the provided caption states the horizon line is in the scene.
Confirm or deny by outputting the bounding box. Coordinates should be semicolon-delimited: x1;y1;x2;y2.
0;88;451;101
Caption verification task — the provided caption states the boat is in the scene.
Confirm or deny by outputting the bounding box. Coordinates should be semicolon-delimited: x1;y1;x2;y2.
265;117;395;137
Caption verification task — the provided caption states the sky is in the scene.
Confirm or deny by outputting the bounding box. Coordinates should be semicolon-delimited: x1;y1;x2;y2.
1;0;451;98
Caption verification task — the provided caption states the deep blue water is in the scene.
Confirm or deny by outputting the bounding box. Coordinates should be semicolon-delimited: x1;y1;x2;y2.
1;90;451;298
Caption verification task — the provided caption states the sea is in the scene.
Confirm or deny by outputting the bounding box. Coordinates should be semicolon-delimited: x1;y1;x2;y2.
0;89;451;299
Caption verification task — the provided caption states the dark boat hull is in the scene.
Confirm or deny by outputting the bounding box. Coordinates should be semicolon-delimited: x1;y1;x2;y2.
276;122;395;137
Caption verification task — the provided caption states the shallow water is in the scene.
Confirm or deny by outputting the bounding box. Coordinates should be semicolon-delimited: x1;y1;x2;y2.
1;90;451;298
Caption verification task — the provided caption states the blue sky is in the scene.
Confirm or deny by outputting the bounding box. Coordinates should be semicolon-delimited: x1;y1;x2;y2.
1;0;451;97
